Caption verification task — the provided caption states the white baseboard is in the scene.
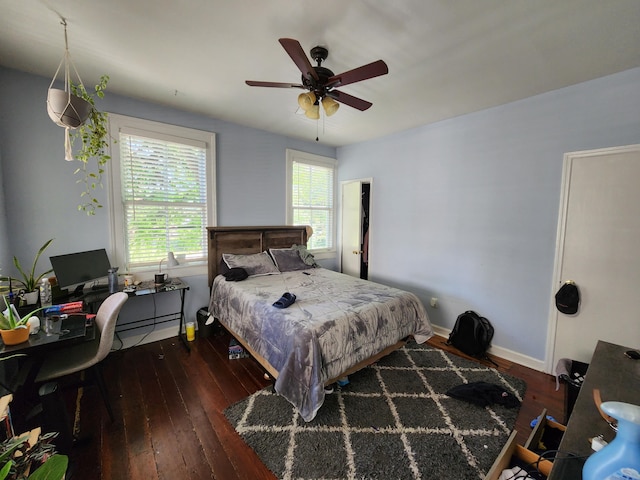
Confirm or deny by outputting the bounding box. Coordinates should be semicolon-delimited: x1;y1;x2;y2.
431;325;545;372
114;323;180;350
113;323;546;372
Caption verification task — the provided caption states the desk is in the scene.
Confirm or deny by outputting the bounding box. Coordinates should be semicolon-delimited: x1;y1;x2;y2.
81;278;190;351
0;314;92;358
0;313;94;396
548;340;640;479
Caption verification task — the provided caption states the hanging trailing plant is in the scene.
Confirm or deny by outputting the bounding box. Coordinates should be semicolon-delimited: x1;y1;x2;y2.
69;75;111;215
46;20;113;215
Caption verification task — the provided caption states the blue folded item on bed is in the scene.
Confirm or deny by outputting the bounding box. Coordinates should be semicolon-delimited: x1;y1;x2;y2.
273;292;296;308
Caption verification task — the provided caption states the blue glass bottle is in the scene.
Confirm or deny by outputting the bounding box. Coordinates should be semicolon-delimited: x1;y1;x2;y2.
583;401;640;480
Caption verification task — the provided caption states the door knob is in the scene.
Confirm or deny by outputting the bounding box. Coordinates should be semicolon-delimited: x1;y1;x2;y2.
352;250;363;255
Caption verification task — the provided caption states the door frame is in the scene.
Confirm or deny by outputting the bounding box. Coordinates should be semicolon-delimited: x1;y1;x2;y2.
544;144;640;373
339;177;373;275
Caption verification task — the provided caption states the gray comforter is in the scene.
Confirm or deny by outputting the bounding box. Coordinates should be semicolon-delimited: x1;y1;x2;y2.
209;268;433;421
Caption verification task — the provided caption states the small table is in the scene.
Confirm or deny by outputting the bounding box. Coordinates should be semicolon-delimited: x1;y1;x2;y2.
548;340;640;479
131;278;190;351
83;277;191;351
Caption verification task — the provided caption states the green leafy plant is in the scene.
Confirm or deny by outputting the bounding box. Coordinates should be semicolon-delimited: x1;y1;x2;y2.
0;429;68;480
0;295;45;330
69;75;112;215
1;240;53;294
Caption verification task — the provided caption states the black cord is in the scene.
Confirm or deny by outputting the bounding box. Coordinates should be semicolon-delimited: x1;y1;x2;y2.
129;294;158;348
112;331;124;351
538;449;591;462
515;449;591;479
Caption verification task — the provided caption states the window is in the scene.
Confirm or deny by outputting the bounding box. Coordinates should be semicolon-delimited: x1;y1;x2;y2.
286;149;336;255
108;114;216;275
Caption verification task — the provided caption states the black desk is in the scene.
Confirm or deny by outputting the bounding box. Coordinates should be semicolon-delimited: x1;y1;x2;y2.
548;340;640;479
130;278;190;351
79;278;190;351
0;314;95;454
0;314;93;358
0;314;94;394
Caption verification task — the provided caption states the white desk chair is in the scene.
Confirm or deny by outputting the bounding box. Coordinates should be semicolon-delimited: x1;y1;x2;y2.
35;291;128;421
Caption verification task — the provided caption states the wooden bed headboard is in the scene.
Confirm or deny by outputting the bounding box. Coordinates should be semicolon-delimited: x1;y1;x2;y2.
207;225;309;287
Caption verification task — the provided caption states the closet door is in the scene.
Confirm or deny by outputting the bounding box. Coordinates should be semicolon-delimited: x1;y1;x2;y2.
548;145;640;370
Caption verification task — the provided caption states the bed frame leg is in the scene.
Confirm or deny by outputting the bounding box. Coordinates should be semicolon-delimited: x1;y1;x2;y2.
263;372;276;392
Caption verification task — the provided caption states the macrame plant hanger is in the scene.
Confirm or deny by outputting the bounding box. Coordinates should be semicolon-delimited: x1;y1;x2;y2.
46;19;91;160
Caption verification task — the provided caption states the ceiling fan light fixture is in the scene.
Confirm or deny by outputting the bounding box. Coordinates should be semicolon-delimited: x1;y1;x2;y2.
304;104;320;119
322;96;340;116
297;91;316;111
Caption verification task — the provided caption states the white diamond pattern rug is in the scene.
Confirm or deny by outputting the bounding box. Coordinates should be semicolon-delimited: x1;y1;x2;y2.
225;342;527;480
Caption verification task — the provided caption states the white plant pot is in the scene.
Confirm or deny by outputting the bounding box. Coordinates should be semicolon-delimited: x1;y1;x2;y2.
23;290;39;305
46;88;91;128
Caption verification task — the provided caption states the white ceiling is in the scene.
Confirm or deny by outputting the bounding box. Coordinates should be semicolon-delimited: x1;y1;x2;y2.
1;0;639;147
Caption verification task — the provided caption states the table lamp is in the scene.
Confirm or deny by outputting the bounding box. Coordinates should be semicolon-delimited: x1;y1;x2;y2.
157;252;179;283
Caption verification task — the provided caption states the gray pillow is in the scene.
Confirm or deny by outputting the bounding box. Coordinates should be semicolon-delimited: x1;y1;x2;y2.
222;251;279;276
291;244;319;267
269;248;310;272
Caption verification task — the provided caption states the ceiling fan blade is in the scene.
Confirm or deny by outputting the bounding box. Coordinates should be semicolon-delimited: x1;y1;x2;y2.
246;80;305;88
279;38;319;82
326;90;373;111
326;60;388;89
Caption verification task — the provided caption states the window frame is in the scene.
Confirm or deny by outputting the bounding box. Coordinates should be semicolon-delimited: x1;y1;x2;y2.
107;113;216;277
285;149;337;259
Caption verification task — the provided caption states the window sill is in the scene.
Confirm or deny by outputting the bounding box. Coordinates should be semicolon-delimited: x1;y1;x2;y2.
128;264;206;282
310;250;337;260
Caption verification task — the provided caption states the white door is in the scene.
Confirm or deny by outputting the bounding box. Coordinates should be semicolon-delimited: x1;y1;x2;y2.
547;145;640;371
341;181;363;278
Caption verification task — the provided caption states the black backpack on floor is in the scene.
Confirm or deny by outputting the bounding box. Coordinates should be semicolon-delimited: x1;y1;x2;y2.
446;310;495;361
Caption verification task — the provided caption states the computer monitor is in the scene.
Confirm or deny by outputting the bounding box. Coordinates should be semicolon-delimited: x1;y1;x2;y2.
49;248;113;292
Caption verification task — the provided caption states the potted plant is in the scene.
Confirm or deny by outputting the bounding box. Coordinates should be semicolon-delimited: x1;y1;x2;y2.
1;240;53;306
45;21;112;215
0;405;68;479
0;296;46;345
68;75;112;215
46;88;91;129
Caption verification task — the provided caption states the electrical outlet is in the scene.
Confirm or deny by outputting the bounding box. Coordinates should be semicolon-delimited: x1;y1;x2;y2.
430;297;438;308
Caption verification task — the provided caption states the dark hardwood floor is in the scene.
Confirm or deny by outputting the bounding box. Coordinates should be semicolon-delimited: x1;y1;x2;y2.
61;330;564;479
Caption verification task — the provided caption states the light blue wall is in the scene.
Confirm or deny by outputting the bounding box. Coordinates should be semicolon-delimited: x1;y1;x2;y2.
337;67;640;362
3;65;640;360
0;67;336;336
0;147;7;268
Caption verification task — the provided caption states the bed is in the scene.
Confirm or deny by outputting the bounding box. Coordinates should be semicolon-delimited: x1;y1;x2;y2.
207;226;433;421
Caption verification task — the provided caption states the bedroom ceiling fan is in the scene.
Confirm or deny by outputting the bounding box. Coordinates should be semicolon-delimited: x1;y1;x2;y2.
246;38;388;119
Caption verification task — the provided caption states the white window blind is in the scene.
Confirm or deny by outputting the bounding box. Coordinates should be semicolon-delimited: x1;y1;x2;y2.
117;128;209;270
287;150;336;252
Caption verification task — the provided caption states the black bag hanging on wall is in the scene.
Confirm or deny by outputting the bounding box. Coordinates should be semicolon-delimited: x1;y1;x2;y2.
446;310;495;360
